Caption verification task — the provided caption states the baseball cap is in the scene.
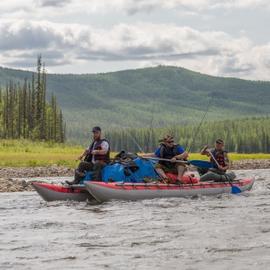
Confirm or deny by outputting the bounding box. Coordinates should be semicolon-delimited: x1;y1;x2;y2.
92;126;101;132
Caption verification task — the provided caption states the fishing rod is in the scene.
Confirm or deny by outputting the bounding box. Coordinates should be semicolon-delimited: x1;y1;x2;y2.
124;101;156;154
123;126;165;179
186;96;213;153
124;129;145;153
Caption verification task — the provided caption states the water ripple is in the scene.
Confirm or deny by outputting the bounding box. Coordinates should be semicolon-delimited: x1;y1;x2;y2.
1;169;270;270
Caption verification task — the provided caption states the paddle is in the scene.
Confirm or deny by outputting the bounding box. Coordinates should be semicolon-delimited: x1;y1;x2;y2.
143;157;214;169
208;151;241;194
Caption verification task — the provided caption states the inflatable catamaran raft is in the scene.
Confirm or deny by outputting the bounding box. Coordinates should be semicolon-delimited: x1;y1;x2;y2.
32;156;255;202
85;178;254;202
32;175;255;202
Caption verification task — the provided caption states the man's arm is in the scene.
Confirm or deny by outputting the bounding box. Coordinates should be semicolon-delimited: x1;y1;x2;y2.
140;147;160;158
175;151;189;160
91;141;109;155
78;149;89;160
140;153;156;157
171;145;189;162
200;145;210;156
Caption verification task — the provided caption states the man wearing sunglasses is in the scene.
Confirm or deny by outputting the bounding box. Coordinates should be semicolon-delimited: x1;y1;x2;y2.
143;135;188;183
199;139;235;182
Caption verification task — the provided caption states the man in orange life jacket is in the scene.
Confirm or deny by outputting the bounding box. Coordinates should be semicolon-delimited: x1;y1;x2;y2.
199;139;231;182
66;126;110;185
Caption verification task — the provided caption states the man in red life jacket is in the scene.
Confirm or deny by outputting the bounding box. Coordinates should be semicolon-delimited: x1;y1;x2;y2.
66;126;110;185
199;139;235;182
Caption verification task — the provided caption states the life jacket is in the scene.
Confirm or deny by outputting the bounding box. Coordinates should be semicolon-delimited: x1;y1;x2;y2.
210;149;227;168
85;139;110;163
159;143;181;167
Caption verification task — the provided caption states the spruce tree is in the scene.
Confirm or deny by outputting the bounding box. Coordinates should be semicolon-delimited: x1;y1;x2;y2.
0;55;66;143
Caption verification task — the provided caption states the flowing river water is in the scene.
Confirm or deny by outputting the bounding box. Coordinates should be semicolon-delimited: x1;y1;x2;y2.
1;169;270;270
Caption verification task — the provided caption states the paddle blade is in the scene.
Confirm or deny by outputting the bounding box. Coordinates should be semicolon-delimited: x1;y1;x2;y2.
189;160;213;169
231;185;241;194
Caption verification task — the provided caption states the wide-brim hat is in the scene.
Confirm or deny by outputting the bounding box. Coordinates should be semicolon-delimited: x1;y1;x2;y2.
215;139;224;144
159;135;174;143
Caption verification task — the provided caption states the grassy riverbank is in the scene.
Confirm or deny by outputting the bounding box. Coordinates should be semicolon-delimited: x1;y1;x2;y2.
0;140;83;167
0;140;269;167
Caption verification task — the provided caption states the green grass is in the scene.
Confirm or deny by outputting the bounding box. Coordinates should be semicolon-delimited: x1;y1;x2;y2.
0;140;269;167
0;140;83;167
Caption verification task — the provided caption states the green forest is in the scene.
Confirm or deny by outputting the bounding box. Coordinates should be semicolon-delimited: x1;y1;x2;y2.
106;117;270;153
1;65;270;142
0;63;270;152
0;56;65;142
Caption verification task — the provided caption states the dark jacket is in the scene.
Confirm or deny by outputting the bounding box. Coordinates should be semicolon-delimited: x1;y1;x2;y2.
159;143;181;167
85;139;110;163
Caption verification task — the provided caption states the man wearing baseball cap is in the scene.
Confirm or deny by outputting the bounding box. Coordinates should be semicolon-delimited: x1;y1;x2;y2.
199;138;234;182
66;126;110;185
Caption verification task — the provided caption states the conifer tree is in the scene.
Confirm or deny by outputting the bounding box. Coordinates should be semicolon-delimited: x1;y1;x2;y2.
0;56;66;143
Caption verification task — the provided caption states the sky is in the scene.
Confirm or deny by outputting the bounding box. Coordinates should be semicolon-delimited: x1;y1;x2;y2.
0;0;270;80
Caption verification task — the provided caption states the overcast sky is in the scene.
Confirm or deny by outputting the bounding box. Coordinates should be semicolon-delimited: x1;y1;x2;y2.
0;0;270;80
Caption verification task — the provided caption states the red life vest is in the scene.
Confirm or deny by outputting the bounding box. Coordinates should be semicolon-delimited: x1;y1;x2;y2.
210;149;227;167
85;139;110;163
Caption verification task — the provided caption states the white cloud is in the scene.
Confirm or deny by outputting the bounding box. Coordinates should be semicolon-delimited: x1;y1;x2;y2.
0;20;244;59
0;19;270;79
1;0;270;17
118;0;270;13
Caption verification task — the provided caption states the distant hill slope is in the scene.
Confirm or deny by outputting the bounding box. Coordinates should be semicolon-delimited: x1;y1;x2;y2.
0;66;270;142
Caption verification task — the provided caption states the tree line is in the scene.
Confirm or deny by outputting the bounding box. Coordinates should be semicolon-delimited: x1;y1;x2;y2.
0;56;65;142
106;117;270;153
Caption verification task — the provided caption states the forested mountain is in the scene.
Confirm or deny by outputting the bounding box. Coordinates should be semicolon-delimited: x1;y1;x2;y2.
0;65;269;142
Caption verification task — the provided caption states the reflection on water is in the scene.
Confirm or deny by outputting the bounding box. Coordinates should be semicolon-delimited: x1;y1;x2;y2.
1;169;270;270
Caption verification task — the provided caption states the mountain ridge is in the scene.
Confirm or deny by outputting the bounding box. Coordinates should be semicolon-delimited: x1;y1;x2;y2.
0;65;270;142
1;65;267;82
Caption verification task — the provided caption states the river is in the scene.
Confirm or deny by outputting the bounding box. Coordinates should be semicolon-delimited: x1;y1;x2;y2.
1;169;270;270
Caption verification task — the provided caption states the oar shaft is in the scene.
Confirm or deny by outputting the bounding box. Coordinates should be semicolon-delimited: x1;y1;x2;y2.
143;157;188;163
142;157;213;169
208;151;219;167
